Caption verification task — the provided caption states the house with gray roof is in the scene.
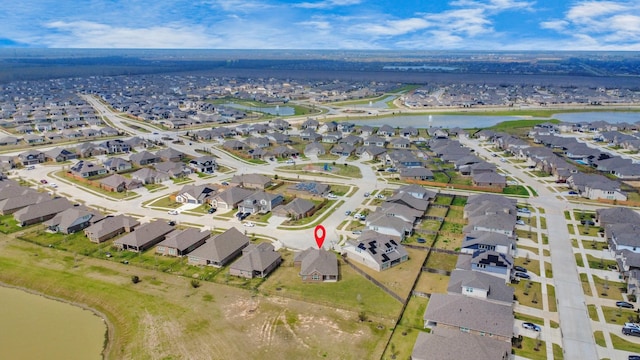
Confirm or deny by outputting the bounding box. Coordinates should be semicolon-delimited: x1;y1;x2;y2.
154;161;192;178
131;167;169;184
129;150;160;166
70;160;108;178
356;145;386;161
14;197;73;227
0;188;48;215
393;184;436;200
399;167;434;181
464;214;516;237
99;174;141;192
343;231;408;271
272;198;315;220
461;230;516;256
423;293;513;342
378;202;423;224
84;214;140;243
385;192;429;212
175;184;218;204
447;269;514;305
18;150;45;165
113;220;174;252
229;242;282;279
156;148;186;162
103;157;132;173
44;206;104;234
188;156;217;173
156;228;210;257
366;213;414;239
411;328;511;360
304;142;326;157
457;250;513;282
44;147;77;162
596;207;640;227
210;187;254;211
230;173;273;189
187;227;250;267
294;248;339;282
238;191;284;214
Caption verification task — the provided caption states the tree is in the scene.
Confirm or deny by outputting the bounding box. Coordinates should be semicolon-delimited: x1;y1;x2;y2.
190;279;201;288
525;252;530;264
532;292;538;304
357;311;367;322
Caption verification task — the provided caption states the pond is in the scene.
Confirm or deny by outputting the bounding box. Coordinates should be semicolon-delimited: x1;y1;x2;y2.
347;111;640;129
0;286;106;360
221;103;295;116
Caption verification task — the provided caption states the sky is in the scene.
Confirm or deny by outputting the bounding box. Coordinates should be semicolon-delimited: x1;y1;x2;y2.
0;0;639;50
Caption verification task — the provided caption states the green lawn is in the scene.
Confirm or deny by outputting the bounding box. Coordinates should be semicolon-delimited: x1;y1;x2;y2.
424;252;458;272
601;306;638;325
585;254;617;270
513;335;547;360
514;312;544;326
587;304;599;321
398;296;429;329
514;257;540;276
0;214;27;234
381;326;422;360
511;279;543;309
547;284;557;312
594;331;607;347
503;185;530;196
611;333;640;353
261;253;402;318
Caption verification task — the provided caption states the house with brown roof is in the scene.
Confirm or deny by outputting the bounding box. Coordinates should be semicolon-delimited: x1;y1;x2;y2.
99;174;142;192
272;198;315;220
156;228;210;256
294;248;338;282
84;214;140;243
113;220;174;252
175;184;218;204
230;173;273;189
229;242;282;279
210;187;253;211
0;188;49;215
187;227;250;267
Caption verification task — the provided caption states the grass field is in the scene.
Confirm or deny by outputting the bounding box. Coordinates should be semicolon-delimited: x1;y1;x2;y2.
413;272;449;295
513;335;547;360
0;239;390;360
611;333;640;353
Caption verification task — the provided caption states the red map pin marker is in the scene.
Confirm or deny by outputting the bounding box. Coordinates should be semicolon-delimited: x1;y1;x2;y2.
314;225;326;249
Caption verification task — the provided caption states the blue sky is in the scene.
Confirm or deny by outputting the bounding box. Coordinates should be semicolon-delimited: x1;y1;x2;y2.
0;0;639;50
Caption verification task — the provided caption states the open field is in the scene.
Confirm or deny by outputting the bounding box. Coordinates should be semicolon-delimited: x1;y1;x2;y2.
0;238;390;360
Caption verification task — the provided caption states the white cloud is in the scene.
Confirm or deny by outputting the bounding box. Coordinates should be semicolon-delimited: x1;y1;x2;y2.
42;21;219;48
540;20;568;32
297;20;332;31
354;18;430;36
449;0;534;12
426;8;492;37
295;0;362;9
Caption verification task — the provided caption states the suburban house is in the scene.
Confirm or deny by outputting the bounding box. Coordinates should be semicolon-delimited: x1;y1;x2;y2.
229;242;282;279
472;172;506;189
156;228;210;256
187;227;250;267
272;198;315;220
238;191;284;214
385;192;429;212
343;231;408;271
596;207;640;227
303;142;326;157
188;156;217;173
156;148;185;162
461;230;516;256
131;167;169;184
394;184;437;200
210;187;254;211
0;189;49;215
377;202;423;224
365;214;414;239
294;248;339;282
83;214;140;243
175;184;218;204
99;174;142;192
103;157;132;172
113;220;174;252
456;250;514;282
154;161;192;178
464;214;516;237
230;173;273;189
129;151;160;166
411;328;511;360
44;206;104;234
18;150;45;165
13;197;73;227
44;147;78;162
70;160;108;178
423;293;514;342
399;167;434;181
447;269;514;305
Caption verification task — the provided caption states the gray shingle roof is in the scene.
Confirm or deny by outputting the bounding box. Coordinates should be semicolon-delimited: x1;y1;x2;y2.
188;227;249;263
294;248;338;277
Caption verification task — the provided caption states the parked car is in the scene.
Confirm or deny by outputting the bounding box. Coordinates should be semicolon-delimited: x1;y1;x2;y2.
167;220;176;226
517;208;530;214
364;192;370;197
345;210;351;216
351;230;362;235
327;193;338;199
243;221;255;227
40;179;48;184
514;266;527;273
235;211;243;218
623;327;640;337
629;355;640;360
168;210;178;215
221;181;229;186
416;238;426;244
49;183;58;188
516;220;526;225
617;301;635;309
27;165;36;170
625;323;640;330
522;322;541;332
515;272;530;279
208;207;217;214
376;194;385;199
581;220;595;226
568;190;578;195
385;168;397;172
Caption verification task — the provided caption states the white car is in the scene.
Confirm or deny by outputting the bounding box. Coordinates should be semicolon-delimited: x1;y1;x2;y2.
167;210;178;215
327;193;338;199
49;183;58;188
243;221;255;227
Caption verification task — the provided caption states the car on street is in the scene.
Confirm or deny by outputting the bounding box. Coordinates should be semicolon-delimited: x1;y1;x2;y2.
167;210;178;215
522;322;541;332
625;323;640;330
243;221;255;227
364;192;370;197
286;159;295;164
514;266;527;273
516;220;525;225
345;210;351;216
167;221;176;226
568;190;578;195
385;168;397;172
208;207;217;214
629;355;640;360
27;165;35;170
500;158;507;162
515;272;530;279
221;181;229;186
623;327;640;337
351;230;362;235
517;208;530;214
40;179;48;184
617;301;635;309
49;183;58;188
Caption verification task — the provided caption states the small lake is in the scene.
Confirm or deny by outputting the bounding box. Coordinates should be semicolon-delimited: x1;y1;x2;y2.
0;286;106;360
221;103;295;116
347;111;640;129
